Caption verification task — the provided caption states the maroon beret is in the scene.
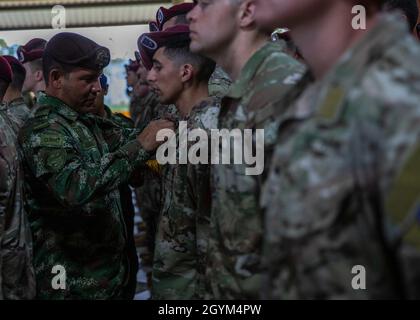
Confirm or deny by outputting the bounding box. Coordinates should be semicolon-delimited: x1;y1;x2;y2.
17;38;47;64
156;3;194;30
3;55;26;77
44;32;110;71
137;24;190;70
0;56;12;83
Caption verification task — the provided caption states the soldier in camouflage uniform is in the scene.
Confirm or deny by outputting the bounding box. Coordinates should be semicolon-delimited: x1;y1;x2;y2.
0;56;36;300
188;0;305;299
18;33;173;299
138;25;219;299
90;74;139;299
2;56;31;128
256;0;420;299
18;38;47;108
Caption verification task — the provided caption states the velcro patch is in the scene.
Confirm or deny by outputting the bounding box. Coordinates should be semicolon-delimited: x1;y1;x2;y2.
39;133;65;148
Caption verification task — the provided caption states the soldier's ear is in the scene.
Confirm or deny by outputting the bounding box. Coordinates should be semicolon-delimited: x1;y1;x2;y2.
238;0;256;29
34;69;44;82
49;69;63;89
180;64;194;83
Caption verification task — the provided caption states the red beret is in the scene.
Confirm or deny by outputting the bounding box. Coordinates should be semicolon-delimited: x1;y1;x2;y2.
3;55;26;77
17;38;47;63
156;3;194;30
137;25;190;70
0;56;12;83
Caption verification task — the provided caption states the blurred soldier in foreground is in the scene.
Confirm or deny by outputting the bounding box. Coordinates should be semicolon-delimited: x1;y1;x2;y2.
256;0;420;299
0;56;36;300
18;32;173;299
188;0;305;299
139;24;219;299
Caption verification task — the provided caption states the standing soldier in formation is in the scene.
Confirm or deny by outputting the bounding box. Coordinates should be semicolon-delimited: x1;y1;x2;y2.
2;56;31;127
256;0;420;299
0;56;36;300
187;0;305;299
138;24;219;299
18;32;173;299
17;38;47;107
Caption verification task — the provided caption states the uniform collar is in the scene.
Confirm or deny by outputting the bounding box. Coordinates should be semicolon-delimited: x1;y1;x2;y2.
225;41;286;99
37;94;80;122
6;96;25;108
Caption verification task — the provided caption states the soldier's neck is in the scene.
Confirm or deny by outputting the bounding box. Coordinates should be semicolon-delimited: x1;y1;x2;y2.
3;88;22;104
213;32;268;82
33;81;46;93
291;4;379;81
176;82;209;118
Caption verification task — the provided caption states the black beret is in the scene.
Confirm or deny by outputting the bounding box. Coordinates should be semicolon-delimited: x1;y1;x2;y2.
44;32;110;71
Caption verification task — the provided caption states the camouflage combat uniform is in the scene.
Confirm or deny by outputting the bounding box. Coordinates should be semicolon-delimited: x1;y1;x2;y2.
102;105;139;299
207;41;305;299
4;97;31;128
19;94;151;299
152;97;220;300
261;14;420;300
208;66;231;98
0;107;36;300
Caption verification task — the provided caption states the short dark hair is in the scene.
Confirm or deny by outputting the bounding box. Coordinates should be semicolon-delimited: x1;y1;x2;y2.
28;58;43;72
9;63;26;91
42;54;75;86
384;0;419;30
163;38;216;84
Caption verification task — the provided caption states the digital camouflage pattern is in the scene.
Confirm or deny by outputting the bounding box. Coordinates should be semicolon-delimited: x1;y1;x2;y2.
103;105;139;299
19;94;151;299
207;41;305;299
152;97;220;300
4;97;31;129
0;107;36;300
133;91;178;288
208;66;231;98
261;14;420;300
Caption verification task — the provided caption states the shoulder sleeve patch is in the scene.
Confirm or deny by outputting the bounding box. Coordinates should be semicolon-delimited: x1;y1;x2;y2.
39;133;65;148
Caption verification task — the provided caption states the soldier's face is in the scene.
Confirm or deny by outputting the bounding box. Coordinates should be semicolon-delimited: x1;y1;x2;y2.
188;0;238;58
254;0;332;31
147;48;184;105
60;68;102;113
126;70;138;87
136;62;149;84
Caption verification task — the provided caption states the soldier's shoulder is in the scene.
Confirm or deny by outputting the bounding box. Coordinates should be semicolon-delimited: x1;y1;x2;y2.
111;112;134;128
20;105;69;141
193;97;220;130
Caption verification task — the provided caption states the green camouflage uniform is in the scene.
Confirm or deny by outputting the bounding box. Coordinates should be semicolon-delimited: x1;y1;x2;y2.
0;107;36;300
261;14;420;300
208;42;305;299
208;66;231;98
102;105;139;299
4;97;31;128
152;97;220;300
19;94;151;299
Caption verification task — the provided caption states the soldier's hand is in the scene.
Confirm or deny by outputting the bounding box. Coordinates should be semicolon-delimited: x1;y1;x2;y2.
138;119;174;151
